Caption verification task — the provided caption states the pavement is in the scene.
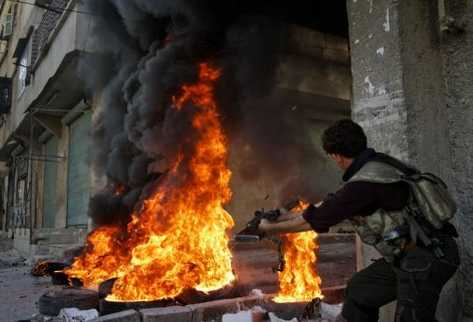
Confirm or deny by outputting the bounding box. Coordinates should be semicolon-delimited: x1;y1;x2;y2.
0;236;53;322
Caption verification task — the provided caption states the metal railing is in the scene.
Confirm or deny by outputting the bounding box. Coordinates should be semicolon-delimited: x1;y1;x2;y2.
31;0;71;65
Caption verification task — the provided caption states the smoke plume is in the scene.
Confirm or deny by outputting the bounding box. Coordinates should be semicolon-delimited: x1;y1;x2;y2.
81;0;318;225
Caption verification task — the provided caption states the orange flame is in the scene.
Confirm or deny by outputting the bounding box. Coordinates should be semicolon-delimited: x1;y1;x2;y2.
66;63;235;301
273;200;323;303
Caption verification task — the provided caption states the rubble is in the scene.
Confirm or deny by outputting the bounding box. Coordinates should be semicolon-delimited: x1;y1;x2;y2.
58;308;99;321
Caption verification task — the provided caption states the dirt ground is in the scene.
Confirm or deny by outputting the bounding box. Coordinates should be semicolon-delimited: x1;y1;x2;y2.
0;236;52;322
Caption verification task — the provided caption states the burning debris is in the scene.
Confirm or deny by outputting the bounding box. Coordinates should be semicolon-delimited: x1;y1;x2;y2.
274;201;322;303
66;64;235;302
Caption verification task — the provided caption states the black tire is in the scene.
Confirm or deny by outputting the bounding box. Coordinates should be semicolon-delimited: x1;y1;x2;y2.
38;288;99;316
50;272;69;285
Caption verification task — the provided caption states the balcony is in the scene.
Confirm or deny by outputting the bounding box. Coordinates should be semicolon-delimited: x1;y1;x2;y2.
13;0;91;132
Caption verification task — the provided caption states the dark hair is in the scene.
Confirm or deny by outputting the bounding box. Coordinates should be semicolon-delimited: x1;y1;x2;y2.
322;119;367;158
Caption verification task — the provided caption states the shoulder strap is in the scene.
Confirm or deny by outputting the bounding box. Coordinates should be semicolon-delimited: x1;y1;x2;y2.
348;153;420;184
349;161;404;184
371;153;420;176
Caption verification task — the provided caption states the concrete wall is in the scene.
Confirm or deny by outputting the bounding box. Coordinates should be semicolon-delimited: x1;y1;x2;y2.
347;0;473;320
441;1;473;320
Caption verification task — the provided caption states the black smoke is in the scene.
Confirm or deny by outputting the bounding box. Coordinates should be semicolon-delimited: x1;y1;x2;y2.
81;0;320;226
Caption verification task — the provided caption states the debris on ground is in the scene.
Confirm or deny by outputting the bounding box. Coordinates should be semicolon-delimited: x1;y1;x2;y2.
320;303;343;321
222;310;254;322
31;260;67;277
250;289;265;298
0;248;26;268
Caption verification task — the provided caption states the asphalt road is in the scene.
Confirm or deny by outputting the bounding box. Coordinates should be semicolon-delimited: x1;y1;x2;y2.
0;237;51;322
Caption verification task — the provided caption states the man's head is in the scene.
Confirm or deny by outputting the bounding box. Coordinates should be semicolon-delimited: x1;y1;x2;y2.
322;119;368;170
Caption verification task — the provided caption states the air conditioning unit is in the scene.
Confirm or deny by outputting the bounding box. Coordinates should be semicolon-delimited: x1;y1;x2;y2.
1;13;13;40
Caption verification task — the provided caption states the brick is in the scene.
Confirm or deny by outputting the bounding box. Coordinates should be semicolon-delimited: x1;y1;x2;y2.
89;309;141;322
141;306;192;322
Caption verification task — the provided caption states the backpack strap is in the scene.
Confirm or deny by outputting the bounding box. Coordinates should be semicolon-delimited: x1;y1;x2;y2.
371;153;420;176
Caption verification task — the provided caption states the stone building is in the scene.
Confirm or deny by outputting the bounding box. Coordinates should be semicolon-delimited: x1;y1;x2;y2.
0;0;93;257
0;0;471;321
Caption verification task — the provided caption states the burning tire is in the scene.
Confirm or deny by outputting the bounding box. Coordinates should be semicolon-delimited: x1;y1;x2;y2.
38;289;99;316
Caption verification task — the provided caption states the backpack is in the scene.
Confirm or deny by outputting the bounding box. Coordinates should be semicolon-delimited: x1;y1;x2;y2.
402;172;457;229
375;154;457;229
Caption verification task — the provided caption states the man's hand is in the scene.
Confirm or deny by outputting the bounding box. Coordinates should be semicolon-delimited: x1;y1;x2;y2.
258;218;272;233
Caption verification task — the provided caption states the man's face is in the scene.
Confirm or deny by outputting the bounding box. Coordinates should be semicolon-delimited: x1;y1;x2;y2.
328;153;352;170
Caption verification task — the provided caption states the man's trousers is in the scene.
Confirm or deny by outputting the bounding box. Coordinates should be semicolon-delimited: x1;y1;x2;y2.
342;236;459;322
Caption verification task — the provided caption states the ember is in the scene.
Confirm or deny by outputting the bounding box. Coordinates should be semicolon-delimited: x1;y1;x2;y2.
274;200;322;303
66;63;235;302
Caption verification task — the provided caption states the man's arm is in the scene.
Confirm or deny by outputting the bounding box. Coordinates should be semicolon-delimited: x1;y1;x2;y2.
259;215;312;235
259;182;380;236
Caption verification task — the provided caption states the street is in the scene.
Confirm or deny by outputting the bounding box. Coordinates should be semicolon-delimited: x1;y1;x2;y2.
0;237;54;322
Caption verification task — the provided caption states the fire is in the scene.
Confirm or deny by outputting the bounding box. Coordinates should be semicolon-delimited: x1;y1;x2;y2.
273;200;323;303
66;63;235;301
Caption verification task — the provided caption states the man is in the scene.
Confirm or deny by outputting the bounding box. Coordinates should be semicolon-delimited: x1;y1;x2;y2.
258;119;459;322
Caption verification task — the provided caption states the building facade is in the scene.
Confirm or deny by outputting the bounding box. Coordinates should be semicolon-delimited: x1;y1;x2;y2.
0;0;93;257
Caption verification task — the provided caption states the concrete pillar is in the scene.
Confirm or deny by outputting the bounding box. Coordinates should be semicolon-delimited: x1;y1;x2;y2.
441;1;473;320
347;0;453;320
